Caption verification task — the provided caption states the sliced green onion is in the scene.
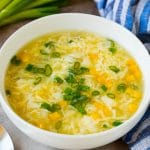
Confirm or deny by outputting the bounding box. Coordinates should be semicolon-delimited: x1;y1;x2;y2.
107;93;115;99
68;39;73;43
10;55;21;66
77;85;90;91
45;64;52;76
109;47;117;54
101;85;107;92
117;83;127;92
51;52;61;58
34;77;42;85
103;124;108;128
74;62;80;69
65;73;77;84
44;41;55;48
109;65;120;73
41;102;60;112
54;76;63;84
112;120;122;126
5;89;11;95
78;78;85;84
40;49;49;55
92;90;100;96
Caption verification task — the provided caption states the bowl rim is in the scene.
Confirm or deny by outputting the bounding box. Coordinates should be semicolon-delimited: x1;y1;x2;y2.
0;13;150;139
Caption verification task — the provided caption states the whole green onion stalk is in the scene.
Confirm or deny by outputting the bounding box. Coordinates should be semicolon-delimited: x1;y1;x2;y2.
0;6;59;27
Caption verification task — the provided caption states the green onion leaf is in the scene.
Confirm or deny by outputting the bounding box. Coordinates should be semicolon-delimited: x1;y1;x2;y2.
44;41;55;48
92;90;100;96
65;73;77;84
77;85;90;91
34;77;42;85
10;55;21;66
68;39;73;43
51;52;61;58
40;49;49;55
5;89;11;95
117;83;127;92
74;62;80;69
109;65;120;73
109;47;117;54
112;120;123;126
107;39;115;47
107;93;115;99
45;64;52;76
101;85;107;92
103;124;108;128
54;76;63;84
41;102;60;112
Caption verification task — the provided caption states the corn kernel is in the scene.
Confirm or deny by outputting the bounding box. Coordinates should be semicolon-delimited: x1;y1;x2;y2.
48;112;61;121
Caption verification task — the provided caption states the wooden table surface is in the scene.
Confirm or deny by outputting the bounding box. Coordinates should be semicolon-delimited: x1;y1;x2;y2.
0;0;129;149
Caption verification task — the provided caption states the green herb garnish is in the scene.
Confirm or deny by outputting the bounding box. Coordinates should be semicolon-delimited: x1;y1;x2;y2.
65;73;77;84
107;39;117;54
54;76;63;84
117;83;127;92
51;52;61;58
45;64;52;76
10;55;21;66
34;77;42;85
44;41;55;48
68;40;73;43
77;85;90;92
41;102;60;112
103;124;108;128
6;89;11;95
74;62;80;69
107;93;115;99
109;65;120;73
101;85;107;92
25;64;45;74
109;47;117;53
63;87;89;114
92;90;100;96
40;49;49;55
112;120;123;126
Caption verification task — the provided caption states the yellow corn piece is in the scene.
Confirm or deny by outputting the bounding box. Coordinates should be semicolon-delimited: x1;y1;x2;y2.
126;88;142;99
90;111;101;120
106;79;113;88
97;73;108;84
124;73;135;82
88;53;99;63
90;67;97;76
18;52;30;63
35;86;50;99
126;59;136;66
128;102;138;114
93;101;112;117
59;100;68;108
48;112;61;121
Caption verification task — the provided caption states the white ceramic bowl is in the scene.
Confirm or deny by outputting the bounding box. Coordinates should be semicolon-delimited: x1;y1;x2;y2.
0;13;150;150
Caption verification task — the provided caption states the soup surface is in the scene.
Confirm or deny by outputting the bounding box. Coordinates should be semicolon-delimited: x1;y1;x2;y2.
5;31;143;134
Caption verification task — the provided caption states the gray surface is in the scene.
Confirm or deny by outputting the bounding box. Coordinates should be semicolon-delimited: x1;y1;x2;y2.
0;0;128;149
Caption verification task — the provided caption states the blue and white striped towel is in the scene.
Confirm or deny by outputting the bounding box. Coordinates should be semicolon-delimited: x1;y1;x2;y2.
94;0;150;52
94;0;150;149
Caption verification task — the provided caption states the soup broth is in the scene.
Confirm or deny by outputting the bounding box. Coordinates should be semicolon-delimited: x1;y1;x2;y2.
5;31;143;134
